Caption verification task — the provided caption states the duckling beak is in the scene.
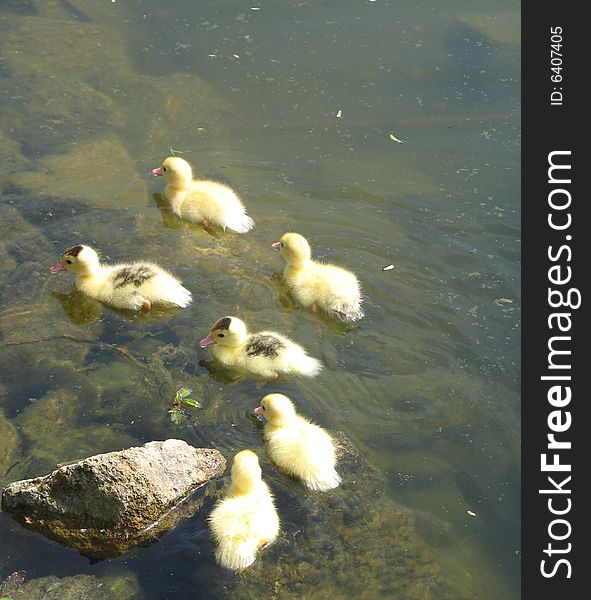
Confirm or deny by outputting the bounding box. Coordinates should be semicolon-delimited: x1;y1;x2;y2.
151;167;163;177
254;406;264;416
199;334;215;348
271;242;280;251
50;262;66;273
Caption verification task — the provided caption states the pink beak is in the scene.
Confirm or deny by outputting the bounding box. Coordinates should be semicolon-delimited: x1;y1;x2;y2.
254;406;264;416
50;262;66;273
271;242;280;250
199;334;215;348
151;167;163;177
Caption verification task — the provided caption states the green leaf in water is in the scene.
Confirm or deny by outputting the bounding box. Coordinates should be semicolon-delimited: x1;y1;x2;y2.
182;398;201;408
178;387;193;399
169;409;182;424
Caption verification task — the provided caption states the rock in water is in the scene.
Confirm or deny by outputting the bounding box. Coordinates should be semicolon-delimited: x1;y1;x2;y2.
1;439;226;558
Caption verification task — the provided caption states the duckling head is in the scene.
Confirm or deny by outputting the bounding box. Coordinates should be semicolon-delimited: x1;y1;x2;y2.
254;393;297;426
272;232;311;266
199;316;248;348
229;449;263;494
151;156;193;188
50;244;100;276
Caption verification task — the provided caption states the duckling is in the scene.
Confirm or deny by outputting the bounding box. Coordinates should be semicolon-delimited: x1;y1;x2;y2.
50;244;192;311
208;450;279;571
254;394;341;491
272;232;363;321
151;156;255;233
199;316;322;379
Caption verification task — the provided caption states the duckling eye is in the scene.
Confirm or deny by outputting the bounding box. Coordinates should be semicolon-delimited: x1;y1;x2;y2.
262;405;266;411
66;259;73;265
280;242;284;247
162;166;167;172
217;333;225;338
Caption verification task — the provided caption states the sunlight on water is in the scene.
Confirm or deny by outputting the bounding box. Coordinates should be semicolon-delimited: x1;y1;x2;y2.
0;0;519;598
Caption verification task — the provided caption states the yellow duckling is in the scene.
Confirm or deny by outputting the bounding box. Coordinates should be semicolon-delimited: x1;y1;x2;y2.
272;232;363;321
254;394;341;491
208;450;280;571
199;316;322;379
151;156;255;233
50;244;192;311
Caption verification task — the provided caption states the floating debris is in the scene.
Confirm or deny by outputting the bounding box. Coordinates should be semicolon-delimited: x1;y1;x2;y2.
250;6;261;10
169;147;188;156
467;510;476;517
389;133;405;144
495;297;514;306
382;264;395;271
232;53;240;59
336;109;343;118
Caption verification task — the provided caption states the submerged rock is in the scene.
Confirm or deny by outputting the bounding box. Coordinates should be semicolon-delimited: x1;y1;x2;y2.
0;409;20;479
2;16;131;81
2;440;226;558
456;12;521;47
12;574;115;600
204;434;464;600
0;130;31;176
6;136;149;208
0;76;126;157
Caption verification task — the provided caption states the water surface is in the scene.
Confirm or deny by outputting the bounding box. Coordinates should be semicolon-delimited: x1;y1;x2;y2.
0;1;520;598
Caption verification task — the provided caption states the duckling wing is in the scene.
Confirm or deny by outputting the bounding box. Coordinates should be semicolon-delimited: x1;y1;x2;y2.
267;421;339;490
306;263;363;321
189;180;255;233
108;263;192;309
245;332;322;378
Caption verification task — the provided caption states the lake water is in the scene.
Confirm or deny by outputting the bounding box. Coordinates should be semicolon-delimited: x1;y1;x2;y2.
0;1;520;598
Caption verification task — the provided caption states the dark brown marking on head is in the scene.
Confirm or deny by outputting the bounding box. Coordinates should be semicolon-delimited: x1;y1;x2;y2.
64;245;84;257
245;334;284;358
113;265;156;289
213;317;232;331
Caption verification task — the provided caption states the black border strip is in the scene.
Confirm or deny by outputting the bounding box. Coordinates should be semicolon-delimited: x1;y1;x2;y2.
522;4;588;597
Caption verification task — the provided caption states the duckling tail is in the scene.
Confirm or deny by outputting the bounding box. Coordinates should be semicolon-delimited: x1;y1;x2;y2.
165;284;192;308
306;468;342;492
298;354;323;378
334;302;364;322
214;536;258;571
226;212;255;234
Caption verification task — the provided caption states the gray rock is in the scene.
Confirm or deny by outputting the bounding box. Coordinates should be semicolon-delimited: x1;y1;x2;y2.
2;439;226;558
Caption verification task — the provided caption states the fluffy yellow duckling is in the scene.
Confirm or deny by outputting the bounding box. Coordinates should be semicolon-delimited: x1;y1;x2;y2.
272;232;363;321
151;156;255;233
50;244;192;311
199;316;322;379
208;450;279;571
254;394;341;491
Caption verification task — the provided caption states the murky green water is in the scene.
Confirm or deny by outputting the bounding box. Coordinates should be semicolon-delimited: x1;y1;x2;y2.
0;1;520;598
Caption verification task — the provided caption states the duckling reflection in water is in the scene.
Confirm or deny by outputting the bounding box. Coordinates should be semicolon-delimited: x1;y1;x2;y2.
208;450;279;571
254;393;341;491
51;289;102;324
50;244;192;312
199;316;322;381
272;232;363;322
151;156;255;234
